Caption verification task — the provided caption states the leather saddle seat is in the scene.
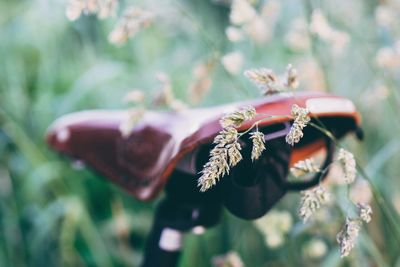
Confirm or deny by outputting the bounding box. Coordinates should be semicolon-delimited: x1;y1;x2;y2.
46;92;361;201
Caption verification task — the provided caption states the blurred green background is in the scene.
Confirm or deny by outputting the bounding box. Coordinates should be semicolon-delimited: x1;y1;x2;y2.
1;0;400;266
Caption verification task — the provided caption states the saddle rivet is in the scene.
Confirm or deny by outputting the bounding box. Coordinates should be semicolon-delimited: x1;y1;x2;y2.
56;128;70;143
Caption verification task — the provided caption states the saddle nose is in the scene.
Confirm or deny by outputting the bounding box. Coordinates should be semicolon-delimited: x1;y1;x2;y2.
45;111;137;195
45;110;182;200
46;111;122;157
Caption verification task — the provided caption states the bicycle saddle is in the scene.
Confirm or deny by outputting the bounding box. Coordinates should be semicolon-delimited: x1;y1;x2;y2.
46;92;360;201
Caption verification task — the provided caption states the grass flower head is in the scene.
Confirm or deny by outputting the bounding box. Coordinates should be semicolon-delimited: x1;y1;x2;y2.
198;127;241;192
357;203;372;223
250;131;266;161
290;158;320;177
337;148;356;184
336;218;361;257
109;6;154;45
298;186;330;222
220;106;256;128
286;104;310;146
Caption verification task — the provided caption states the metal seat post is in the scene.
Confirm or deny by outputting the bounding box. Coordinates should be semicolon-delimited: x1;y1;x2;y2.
141;170;222;267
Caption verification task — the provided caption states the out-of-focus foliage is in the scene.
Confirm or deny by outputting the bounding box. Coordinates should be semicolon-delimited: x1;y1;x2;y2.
1;0;400;266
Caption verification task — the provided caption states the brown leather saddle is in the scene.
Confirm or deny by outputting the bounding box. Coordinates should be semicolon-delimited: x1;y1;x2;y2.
46;92;361;203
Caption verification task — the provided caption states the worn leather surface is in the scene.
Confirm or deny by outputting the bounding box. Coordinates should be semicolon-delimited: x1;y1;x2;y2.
46;92;361;201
